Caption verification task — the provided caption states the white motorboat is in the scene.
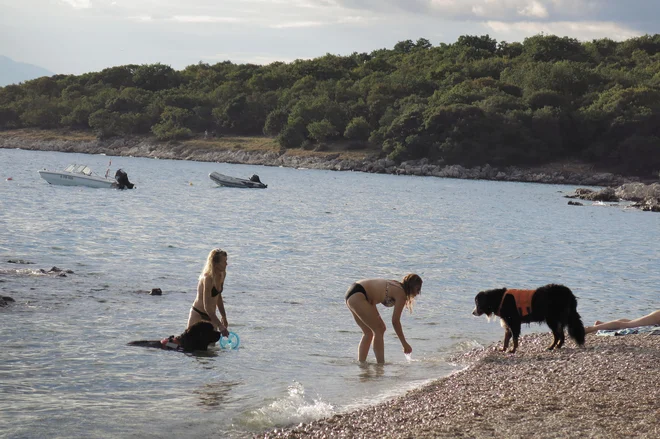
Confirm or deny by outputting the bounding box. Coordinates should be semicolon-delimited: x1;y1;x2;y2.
38;164;134;189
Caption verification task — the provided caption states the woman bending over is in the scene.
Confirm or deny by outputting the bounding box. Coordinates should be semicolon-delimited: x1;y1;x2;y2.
345;274;422;364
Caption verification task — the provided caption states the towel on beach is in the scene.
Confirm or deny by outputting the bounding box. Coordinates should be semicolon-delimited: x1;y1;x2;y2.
595;325;660;336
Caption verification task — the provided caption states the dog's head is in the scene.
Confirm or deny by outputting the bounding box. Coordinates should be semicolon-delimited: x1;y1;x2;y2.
472;288;506;317
179;321;221;351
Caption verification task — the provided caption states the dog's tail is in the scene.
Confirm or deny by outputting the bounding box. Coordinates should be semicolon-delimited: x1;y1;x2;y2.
567;307;586;346
128;340;162;349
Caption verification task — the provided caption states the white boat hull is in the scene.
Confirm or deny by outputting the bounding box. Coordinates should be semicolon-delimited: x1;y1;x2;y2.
38;170;117;189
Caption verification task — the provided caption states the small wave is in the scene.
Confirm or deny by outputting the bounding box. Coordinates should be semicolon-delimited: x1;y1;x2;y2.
240;381;334;430
0;268;59;277
341;377;436;412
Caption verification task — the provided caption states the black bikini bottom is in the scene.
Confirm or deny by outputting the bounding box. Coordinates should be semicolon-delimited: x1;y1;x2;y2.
192;306;211;321
345;283;368;301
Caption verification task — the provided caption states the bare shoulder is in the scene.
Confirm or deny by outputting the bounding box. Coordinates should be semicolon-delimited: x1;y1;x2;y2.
199;274;213;287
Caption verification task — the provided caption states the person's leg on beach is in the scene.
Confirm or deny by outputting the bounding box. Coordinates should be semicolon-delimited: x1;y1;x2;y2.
622;310;660;327
586;310;660;333
347;297;386;363
350;309;373;362
187;307;202;329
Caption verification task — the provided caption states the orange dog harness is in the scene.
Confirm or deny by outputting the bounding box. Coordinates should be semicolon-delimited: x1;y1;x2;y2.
500;289;535;316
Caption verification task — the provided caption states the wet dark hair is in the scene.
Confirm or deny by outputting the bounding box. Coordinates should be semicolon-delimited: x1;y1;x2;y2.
212;248;226;264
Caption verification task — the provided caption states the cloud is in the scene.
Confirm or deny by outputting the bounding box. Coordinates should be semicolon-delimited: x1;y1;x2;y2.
60;0;92;8
170;16;243;23
517;1;548;18
485;20;642;41
270;21;325;29
269;15;371;29
329;0;660;25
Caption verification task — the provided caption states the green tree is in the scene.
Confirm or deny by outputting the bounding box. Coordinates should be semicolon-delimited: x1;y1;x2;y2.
89;109;125;138
344;116;371;141
133;63;180;92
151;106;193;140
263;108;289;135
307;119;338;143
277;117;307;148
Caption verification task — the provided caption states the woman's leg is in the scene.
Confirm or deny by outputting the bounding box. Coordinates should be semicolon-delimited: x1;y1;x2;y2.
586;310;660;333
350;309;373;362
187;307;202;330
594;319;631;325
347;295;386;363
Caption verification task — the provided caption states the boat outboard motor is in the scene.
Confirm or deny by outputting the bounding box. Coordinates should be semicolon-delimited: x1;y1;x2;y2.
115;169;134;189
249;174;262;183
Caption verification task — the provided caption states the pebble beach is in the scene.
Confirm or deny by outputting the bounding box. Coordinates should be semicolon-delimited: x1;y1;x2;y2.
259;333;660;439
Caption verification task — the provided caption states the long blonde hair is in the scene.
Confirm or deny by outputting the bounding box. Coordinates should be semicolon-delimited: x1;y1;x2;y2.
199;248;227;281
401;273;422;312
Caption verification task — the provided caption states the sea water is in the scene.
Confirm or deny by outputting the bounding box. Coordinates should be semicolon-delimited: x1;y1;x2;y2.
1;148;658;438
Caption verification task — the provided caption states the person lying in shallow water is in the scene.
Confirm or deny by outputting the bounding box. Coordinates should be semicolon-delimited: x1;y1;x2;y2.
585;310;660;334
345;274;422;364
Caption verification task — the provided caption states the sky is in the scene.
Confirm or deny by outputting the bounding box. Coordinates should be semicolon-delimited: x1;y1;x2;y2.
0;0;658;75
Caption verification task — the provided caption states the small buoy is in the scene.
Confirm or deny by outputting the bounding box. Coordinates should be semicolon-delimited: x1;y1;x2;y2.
189;181;193;186
6;177;12;181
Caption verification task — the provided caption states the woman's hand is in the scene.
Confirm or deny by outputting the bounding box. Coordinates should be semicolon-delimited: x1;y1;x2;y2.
218;326;229;337
402;341;412;354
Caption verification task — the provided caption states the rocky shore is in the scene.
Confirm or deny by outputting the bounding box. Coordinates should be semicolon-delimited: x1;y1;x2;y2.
258;333;659;439
0;131;647;187
4;130;658;211
565;184;660;212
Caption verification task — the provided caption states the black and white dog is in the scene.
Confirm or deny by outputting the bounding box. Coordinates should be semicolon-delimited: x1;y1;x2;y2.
128;321;221;352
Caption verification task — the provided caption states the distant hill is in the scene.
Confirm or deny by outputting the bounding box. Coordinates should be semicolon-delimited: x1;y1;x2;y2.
0;55;54;87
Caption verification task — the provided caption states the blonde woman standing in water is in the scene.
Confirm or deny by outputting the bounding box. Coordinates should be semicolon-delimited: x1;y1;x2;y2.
187;248;229;337
345;274;422;364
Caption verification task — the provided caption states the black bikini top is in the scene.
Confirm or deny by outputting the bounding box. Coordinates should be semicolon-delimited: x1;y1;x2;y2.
211;286;222;297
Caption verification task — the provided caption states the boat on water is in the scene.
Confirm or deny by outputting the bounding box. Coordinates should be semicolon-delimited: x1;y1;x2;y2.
38;164;135;189
209;172;267;189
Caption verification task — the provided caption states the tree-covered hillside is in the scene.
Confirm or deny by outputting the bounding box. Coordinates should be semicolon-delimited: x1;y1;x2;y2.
1;34;660;175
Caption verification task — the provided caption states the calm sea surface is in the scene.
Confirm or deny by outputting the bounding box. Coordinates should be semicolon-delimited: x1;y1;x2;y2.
1;148;658;438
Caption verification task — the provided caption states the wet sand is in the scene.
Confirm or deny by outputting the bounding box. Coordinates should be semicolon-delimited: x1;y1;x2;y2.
258;333;659;438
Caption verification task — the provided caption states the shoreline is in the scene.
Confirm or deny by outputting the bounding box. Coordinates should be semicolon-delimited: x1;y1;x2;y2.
258;333;659;439
0;130;646;187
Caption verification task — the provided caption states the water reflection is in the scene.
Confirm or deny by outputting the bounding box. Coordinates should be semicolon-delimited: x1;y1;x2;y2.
194;381;239;408
357;362;385;381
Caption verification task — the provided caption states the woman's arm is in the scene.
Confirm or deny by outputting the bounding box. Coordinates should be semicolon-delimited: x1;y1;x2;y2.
391;300;412;354
201;276;226;332
217;295;228;328
217;272;227;328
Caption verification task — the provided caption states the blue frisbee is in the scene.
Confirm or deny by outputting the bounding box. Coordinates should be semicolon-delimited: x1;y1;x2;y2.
219;331;240;349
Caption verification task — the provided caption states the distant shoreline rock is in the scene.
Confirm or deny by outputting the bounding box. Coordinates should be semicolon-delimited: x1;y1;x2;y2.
0;132;650;187
0;296;15;307
565;182;660;212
